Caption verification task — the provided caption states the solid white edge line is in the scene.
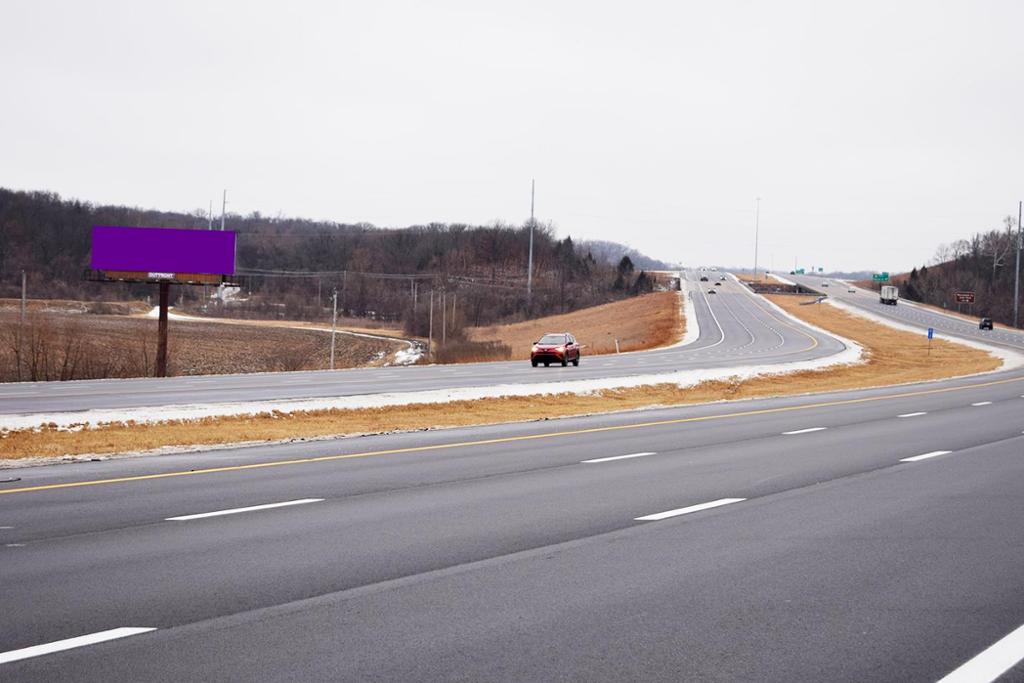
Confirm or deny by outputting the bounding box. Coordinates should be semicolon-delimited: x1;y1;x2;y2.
581;452;657;464
0;627;157;665
897;412;927;418
937;622;1024;683
971;401;993;406
636;497;746;521
782;427;827;435
166;498;324;521
899;450;953;463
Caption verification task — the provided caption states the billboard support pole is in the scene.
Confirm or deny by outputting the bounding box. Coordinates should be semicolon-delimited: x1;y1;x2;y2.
156;282;170;377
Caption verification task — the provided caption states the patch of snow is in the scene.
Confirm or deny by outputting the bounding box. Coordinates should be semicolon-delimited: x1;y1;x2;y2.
768;273;797;286
144;306;206;322
664;287;699;349
392;343;426;366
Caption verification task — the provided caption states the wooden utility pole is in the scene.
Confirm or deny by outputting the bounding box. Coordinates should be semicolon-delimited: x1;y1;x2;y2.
156;282;170;377
428;290;434;361
17;270;26;381
441;290;447;346
451;292;457;335
330;289;338;370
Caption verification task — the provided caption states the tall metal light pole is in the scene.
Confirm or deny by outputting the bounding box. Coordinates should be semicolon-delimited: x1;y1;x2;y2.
753;197;761;281
1015;200;1022;328
220;189;227;231
527;179;535;306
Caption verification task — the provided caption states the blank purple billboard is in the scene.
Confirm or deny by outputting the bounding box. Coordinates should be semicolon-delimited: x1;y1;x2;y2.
91;226;236;275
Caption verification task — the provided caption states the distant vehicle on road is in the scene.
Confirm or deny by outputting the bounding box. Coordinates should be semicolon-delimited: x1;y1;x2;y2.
707;288;717;295
531;333;580;367
719;275;727;281
880;285;899;305
714;281;722;286
848;287;856;293
821;280;829;287
699;275;709;282
979;317;993;330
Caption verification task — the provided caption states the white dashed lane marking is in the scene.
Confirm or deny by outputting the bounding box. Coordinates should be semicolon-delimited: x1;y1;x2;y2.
782;427;827;435
636;498;746;521
0;627;157;664
900;450;953;463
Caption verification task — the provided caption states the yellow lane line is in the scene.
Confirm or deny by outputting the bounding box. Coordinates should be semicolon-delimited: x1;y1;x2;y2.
2;374;1022;496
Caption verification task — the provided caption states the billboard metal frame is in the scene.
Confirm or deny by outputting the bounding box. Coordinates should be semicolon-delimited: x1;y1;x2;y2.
86;226;241;378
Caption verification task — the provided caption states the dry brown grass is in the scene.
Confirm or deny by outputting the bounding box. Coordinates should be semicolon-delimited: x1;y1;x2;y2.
467;291;684;358
0;310;403;382
0;295;1001;460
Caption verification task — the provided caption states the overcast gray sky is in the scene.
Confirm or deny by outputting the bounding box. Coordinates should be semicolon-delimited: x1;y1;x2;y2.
3;1;1022;272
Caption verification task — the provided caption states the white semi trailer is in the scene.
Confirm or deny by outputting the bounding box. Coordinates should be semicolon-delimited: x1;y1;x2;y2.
880;285;898;305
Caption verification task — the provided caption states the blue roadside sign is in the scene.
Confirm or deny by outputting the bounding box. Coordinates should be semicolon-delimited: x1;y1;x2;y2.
928;328;934;340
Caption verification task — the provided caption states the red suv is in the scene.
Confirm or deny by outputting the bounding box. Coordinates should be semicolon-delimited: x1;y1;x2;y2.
531;333;580;367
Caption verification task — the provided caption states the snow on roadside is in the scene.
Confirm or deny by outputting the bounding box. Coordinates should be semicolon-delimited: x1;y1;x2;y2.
665;284;699;349
768;272;797;286
822;298;1024;371
0;345;862;432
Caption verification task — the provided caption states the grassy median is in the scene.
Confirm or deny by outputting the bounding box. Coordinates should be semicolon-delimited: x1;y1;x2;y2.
0;296;1001;460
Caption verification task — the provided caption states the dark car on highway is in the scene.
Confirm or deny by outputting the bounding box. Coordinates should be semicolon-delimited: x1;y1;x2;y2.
531;333;580;367
979;317;993;330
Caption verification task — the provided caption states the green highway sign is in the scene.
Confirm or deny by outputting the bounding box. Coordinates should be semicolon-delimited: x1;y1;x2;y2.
872;272;890;281
795;268;805;274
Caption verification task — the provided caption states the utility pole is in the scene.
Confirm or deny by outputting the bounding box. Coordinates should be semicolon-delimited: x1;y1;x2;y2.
208;200;213;230
753;197;761;281
220;189;227;231
527;179;535;306
441;290;447;346
330;289;338;369
1015;200;1022;328
428;290;434;361
451;292;457;335
17;270;26;381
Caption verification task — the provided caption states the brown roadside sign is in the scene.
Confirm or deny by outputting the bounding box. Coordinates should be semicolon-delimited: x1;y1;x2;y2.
954;291;975;304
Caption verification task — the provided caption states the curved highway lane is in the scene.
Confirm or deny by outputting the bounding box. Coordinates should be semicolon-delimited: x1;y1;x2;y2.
788;274;1024;351
0;271;848;416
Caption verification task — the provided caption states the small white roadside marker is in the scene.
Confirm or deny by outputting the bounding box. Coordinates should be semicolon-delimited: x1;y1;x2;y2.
166;498;324;521
0;627;157;664
971;401;992;406
898;412;927;418
937;622;1024;683
782;427;827;435
636;498;746;521
900;450;952;463
581;452;656;464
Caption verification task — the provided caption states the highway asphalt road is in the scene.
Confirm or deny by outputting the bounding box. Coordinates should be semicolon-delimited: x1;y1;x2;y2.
787;274;1024;352
0;271;847;416
2;358;1024;680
